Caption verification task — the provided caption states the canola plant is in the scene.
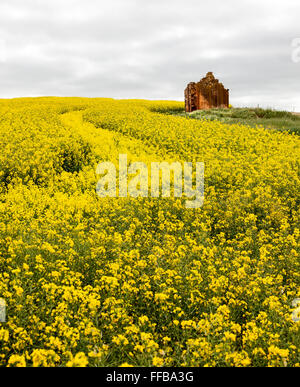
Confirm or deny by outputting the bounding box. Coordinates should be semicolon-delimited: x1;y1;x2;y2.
0;97;299;367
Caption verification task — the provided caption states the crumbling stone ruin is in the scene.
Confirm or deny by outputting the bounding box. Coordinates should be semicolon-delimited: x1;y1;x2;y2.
184;72;229;112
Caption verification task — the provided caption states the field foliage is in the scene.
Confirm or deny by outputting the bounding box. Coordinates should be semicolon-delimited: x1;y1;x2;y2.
175;107;300;135
0;97;299;367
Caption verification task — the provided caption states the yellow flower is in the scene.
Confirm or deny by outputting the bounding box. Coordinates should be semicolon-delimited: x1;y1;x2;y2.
66;352;88;367
7;355;26;367
152;356;164;367
31;349;60;367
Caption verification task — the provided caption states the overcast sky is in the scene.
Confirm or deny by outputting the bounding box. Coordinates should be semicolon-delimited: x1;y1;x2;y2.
0;0;299;110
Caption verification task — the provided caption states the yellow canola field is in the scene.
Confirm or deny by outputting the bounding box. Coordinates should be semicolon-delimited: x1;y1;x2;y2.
0;97;299;367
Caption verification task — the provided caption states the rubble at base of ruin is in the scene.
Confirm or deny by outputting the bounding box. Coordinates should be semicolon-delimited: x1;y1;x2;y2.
184;72;229;113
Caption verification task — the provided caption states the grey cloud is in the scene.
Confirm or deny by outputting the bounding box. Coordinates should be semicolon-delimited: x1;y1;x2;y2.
0;0;299;110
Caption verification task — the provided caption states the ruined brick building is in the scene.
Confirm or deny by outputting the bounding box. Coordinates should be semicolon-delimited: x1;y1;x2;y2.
184;72;229;112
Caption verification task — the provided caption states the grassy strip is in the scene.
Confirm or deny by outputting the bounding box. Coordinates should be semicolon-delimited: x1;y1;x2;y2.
170;107;300;135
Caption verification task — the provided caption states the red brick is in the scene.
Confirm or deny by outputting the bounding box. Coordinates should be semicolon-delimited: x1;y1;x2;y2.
185;72;229;112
